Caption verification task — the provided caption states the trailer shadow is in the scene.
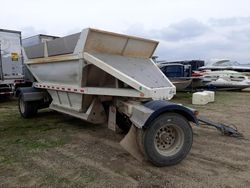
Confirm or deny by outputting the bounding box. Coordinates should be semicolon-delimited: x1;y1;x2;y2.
0;96;14;103
35;109;102;131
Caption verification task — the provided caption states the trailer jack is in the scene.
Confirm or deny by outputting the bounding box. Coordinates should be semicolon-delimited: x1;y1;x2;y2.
197;116;243;138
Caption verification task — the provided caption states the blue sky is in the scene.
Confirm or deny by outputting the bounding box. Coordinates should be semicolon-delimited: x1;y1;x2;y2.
1;0;250;63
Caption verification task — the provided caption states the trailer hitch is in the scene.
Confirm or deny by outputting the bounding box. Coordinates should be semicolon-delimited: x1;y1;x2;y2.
197;116;243;138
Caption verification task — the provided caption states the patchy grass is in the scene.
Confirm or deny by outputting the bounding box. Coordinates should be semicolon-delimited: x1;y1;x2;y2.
5;138;66;150
0;98;74;167
0;98;101;168
0;156;14;165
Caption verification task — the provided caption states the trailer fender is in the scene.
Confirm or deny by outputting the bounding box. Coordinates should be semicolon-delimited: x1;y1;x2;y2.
143;100;199;129
15;87;51;103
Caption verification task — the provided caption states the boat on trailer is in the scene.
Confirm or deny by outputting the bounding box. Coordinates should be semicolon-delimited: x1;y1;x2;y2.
199;59;250;74
201;70;250;90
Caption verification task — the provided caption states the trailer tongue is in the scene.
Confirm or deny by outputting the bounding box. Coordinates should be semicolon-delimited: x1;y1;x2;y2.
18;28;198;166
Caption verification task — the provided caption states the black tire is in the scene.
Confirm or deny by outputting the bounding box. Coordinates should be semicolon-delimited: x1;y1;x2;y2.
116;112;132;133
142;113;193;166
18;94;38;118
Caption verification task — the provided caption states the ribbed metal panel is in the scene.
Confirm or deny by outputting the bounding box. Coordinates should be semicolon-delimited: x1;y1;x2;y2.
25;43;44;59
47;33;80;56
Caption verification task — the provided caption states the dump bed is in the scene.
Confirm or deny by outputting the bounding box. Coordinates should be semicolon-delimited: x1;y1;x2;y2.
24;28;175;100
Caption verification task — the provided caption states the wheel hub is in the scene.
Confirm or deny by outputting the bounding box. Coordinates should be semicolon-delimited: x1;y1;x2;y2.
155;126;176;151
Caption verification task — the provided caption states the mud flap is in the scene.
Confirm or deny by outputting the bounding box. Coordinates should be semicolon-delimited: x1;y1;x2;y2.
120;125;145;162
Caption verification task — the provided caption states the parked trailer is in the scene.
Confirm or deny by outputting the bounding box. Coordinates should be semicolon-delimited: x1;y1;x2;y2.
0;29;24;95
17;28;198;166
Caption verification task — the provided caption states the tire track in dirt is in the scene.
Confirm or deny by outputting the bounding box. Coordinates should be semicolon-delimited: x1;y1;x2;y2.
64;125;250;186
31;156;96;186
0;165;44;187
56;133;204;187
31;154;136;187
192;137;250;163
37;129;140;187
54;148;139;187
56;145;194;188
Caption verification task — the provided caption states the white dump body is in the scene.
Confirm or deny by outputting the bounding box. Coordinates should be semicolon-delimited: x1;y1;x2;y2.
23;28;175;122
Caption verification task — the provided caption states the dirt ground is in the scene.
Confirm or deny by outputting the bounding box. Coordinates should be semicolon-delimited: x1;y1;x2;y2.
0;90;250;188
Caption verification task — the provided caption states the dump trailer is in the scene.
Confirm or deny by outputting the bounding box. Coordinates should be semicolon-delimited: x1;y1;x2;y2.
18;28;198;166
0;29;24;95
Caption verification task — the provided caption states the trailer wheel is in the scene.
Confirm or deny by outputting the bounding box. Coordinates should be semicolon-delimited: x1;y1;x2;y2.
143;113;193;166
18;95;37;118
